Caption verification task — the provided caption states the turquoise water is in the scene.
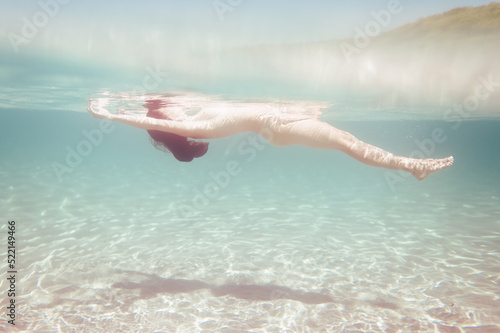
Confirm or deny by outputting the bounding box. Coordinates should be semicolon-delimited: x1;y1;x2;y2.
1;79;499;332
2;2;500;330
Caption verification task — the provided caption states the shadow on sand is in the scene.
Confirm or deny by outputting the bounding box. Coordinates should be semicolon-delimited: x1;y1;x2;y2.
112;270;333;305
111;270;400;310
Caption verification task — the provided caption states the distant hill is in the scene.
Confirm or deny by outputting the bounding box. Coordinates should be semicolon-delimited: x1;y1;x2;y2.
385;2;500;38
373;2;500;50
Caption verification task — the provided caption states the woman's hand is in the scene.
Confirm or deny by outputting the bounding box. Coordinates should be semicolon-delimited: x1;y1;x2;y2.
87;99;112;119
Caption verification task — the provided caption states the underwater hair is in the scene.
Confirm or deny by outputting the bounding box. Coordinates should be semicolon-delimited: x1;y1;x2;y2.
145;100;209;162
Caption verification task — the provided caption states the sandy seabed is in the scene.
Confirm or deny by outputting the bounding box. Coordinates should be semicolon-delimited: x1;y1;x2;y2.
0;157;499;333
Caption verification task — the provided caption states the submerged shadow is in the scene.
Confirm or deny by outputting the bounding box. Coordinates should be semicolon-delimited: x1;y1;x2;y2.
111;270;334;305
113;276;210;298
111;270;401;311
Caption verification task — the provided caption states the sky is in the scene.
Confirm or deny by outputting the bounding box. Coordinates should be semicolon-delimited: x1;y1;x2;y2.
1;0;497;50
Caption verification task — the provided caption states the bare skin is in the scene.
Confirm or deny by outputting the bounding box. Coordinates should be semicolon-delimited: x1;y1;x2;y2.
87;98;453;180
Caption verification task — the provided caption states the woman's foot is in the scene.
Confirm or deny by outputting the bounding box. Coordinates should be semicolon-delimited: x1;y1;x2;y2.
410;156;454;181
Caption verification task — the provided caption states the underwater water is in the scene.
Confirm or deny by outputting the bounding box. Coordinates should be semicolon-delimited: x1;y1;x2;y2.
0;81;499;333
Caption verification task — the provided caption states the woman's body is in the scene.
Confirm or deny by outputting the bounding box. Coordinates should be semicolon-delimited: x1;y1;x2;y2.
87;97;453;180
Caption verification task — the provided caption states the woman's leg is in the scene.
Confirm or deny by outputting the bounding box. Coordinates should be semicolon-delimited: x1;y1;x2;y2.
340;134;454;180
280;119;453;180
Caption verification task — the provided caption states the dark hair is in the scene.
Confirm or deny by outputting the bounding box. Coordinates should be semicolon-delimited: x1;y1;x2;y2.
145;100;209;162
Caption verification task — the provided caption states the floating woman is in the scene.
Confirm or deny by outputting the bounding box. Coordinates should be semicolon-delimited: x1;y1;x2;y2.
87;96;453;180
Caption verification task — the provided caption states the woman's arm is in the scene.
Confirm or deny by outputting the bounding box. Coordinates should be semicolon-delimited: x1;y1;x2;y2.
87;99;211;138
88;99;170;130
